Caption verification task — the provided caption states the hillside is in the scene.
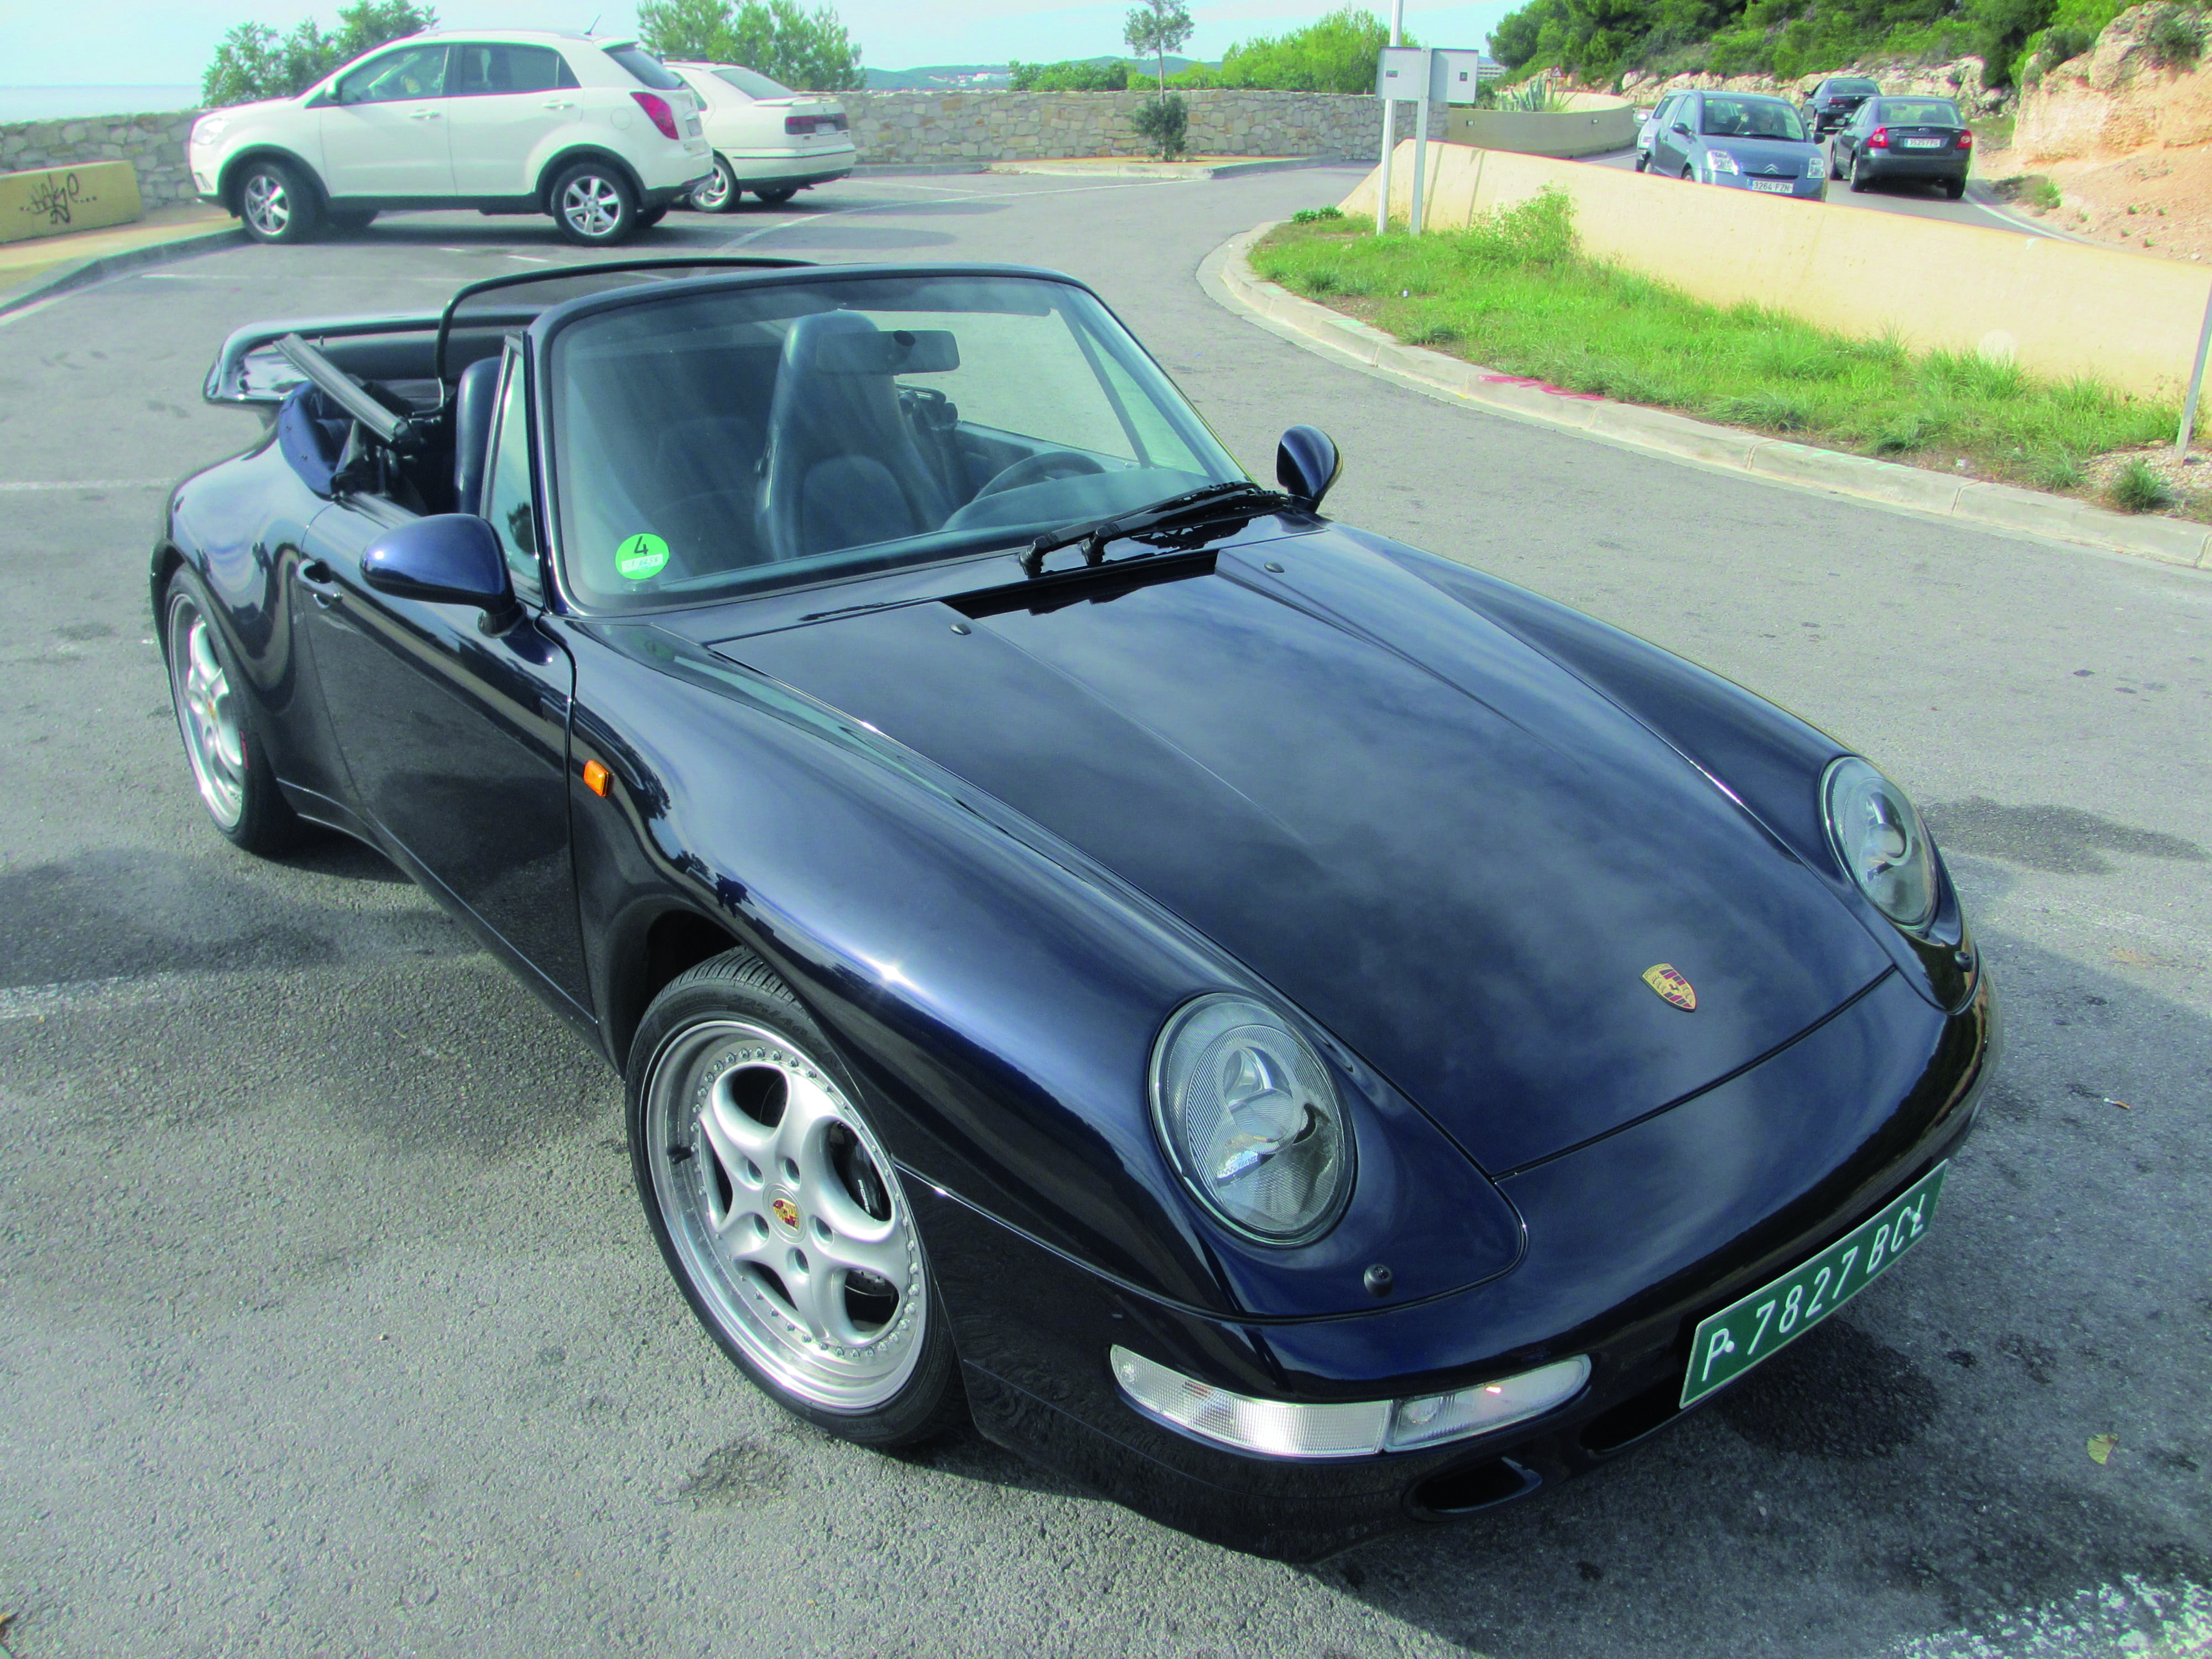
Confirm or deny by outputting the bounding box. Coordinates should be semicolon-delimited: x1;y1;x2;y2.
864;57;1208;90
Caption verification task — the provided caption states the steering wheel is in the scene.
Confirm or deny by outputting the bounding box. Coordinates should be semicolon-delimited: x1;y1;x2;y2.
971;450;1106;502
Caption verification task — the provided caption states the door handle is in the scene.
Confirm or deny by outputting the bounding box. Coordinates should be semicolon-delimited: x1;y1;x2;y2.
297;559;343;610
541;99;576;109
410;108;441;119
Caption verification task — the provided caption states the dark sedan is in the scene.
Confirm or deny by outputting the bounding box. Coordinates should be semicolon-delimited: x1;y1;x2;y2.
1801;74;1881;135
1833;96;1975;197
155;259;1993;1561
1645;91;1829;199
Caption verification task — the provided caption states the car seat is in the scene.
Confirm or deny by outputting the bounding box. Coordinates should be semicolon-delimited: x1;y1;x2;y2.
451;354;503;518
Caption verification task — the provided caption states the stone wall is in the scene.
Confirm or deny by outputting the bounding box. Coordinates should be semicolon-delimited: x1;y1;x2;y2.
843;90;1444;166
0;109;201;206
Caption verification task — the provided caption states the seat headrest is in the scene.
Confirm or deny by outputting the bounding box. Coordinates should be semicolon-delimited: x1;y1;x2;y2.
452;354;504;518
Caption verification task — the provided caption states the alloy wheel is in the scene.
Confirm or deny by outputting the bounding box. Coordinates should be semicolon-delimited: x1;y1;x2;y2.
561;175;624;239
644;1019;927;1410
242;173;290;238
692;160;734;210
168;598;246;828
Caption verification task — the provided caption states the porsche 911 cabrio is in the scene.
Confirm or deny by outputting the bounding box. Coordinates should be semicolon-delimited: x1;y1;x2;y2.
156;258;1995;1559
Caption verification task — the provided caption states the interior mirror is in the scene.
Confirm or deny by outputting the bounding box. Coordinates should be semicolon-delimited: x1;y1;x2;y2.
362;514;519;632
1276;426;1341;512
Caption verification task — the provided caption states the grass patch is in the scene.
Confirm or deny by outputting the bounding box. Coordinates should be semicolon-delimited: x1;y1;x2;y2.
2107;459;2177;513
1251;192;2175;495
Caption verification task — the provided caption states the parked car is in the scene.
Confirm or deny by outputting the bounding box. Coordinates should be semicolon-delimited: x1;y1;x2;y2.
1800;75;1881;135
1830;96;1974;198
187;30;713;246
1632;90;1688;171
163;258;1991;1561
665;61;857;210
1645;91;1828;199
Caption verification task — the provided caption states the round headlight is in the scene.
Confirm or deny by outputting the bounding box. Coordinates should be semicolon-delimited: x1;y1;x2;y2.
1823;756;1939;932
1149;994;1352;1245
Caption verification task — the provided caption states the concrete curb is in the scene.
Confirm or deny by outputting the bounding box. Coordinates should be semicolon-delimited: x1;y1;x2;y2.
988;156;1352;180
0;223;244;317
1201;223;2212;573
849;163;991;178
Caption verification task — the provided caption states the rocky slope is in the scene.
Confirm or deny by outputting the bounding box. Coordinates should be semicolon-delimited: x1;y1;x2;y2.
1617;55;2009;112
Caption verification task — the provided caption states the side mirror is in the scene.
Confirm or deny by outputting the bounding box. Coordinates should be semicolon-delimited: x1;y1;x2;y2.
362;514;520;632
1276;425;1340;512
1672;121;1692;136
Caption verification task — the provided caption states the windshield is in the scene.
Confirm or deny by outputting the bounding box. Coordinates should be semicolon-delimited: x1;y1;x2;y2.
1877;98;1961;124
714;65;793;98
546;274;1245;609
1700;97;1807;141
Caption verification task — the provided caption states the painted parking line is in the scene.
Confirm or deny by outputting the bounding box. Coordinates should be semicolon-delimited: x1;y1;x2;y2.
0;479;171;491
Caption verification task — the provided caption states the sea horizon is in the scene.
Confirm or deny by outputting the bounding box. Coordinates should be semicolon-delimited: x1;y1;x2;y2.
1;85;204;123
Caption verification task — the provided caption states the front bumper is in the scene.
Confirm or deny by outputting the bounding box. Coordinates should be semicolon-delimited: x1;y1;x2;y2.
1714;170;1827;199
919;967;1993;1560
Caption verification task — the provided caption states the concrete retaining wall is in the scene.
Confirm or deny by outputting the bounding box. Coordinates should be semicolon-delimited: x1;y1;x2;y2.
1340;139;2210;400
1;159;143;244
0;109;200;206
842;90;1444;165
1445;103;1638;159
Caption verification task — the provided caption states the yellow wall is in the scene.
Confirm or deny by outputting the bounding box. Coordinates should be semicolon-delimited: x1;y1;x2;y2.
1339;141;2212;400
1;160;143;244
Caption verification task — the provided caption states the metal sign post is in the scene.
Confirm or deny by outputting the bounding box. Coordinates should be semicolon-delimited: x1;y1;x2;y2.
2178;276;2212;460
1375;15;1415;234
1410;69;1431;234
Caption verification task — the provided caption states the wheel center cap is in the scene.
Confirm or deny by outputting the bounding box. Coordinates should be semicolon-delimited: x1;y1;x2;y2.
770;1193;802;1234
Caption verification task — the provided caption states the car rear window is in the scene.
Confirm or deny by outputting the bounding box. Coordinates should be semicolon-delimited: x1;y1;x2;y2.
1700;97;1807;141
1877;98;1961;124
602;43;685;90
1828;79;1879;92
714;65;794;99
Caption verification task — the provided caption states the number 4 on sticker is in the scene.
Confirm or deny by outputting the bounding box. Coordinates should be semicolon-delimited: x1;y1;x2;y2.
616;533;670;581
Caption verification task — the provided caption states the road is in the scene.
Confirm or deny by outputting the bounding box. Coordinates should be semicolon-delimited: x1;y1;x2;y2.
0;170;2206;1659
1578;143;2065;237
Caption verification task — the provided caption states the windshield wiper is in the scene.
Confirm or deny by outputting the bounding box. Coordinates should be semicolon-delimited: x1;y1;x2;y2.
1018;481;1284;577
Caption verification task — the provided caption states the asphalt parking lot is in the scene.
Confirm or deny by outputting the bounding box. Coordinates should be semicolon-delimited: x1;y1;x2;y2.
0;170;2206;1659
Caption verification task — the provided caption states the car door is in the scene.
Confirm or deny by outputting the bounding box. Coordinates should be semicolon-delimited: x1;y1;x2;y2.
1833;101;1867;172
1653;96;1694;173
296;345;589;1011
319;42;455;198
445;41;582;196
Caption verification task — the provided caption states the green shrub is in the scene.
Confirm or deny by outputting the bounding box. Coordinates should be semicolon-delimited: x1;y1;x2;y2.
1131;92;1189;160
2145;5;2206;66
1192;6;1401;92
2107;458;2177;512
1010;59;1130;90
1290;205;1345;224
1495;77;1575;111
2033;451;2086;489
2033;179;2063;209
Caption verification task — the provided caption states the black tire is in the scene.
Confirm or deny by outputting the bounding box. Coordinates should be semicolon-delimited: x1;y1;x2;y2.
1848;151;1871;192
550;160;640;245
1681;162;1697;181
634;204;669;229
161;566;304;854
1943;176;1965;200
754;186;799;205
689;155;740;212
1634;151;1648;173
627;947;967;1449
326;207;377;233
233;157;322;244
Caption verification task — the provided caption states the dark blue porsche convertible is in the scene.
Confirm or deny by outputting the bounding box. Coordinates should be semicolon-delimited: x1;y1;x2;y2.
156;258;1994;1559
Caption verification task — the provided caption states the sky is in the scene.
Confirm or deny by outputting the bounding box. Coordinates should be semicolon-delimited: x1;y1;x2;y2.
4;0;1523;86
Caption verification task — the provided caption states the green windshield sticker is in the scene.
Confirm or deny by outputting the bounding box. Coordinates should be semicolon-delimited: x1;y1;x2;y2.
615;532;670;581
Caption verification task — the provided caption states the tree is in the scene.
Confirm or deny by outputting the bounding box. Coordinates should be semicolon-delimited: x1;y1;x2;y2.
1125;0;1195;92
1010;58;1133;90
1199;6;1406;92
201;1;436;105
637;0;865;90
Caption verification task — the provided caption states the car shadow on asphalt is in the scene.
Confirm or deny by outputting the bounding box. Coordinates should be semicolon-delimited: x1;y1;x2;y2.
1307;916;2210;1657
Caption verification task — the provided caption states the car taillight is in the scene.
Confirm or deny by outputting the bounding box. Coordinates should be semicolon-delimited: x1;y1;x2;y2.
631;91;680;141
1867;126;1888;148
785;114;817;135
1957;129;1973;149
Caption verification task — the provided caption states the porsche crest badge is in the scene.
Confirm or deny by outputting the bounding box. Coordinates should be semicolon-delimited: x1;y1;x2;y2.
771;1196;801;1229
1642;963;1697;1010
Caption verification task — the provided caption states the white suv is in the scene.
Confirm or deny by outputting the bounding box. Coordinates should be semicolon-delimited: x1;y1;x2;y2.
189;32;713;246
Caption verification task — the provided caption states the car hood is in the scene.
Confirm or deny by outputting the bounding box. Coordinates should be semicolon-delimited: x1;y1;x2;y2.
710;529;1893;1173
1707;136;1818;173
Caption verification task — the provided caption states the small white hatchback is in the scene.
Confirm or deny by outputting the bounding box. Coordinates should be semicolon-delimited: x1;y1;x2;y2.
665;63;857;211
189;31;714;246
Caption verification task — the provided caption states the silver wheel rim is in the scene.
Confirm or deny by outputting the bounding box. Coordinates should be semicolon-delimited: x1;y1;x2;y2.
693;162;733;210
242;173;290;237
645;1019;926;1411
561;175;623;237
168;596;246;829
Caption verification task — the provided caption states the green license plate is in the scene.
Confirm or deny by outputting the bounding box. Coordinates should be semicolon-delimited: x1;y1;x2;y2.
1679;1161;1949;1408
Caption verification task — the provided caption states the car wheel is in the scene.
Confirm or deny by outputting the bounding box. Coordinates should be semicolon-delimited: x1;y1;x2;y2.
1681;162;1697;182
1943;177;1965;200
1634;150;1648;173
754;186;799;205
690;156;740;212
1848;151;1871;192
163;567;302;853
634;204;669;229
551;161;639;245
235;158;321;244
628;948;967;1447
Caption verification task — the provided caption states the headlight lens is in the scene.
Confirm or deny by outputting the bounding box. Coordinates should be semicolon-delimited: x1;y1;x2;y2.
1149;994;1351;1244
1705;148;1740;174
191;116;227;145
1823;756;1939;931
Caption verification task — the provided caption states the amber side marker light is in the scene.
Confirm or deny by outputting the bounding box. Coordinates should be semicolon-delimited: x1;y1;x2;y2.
583;759;612;797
